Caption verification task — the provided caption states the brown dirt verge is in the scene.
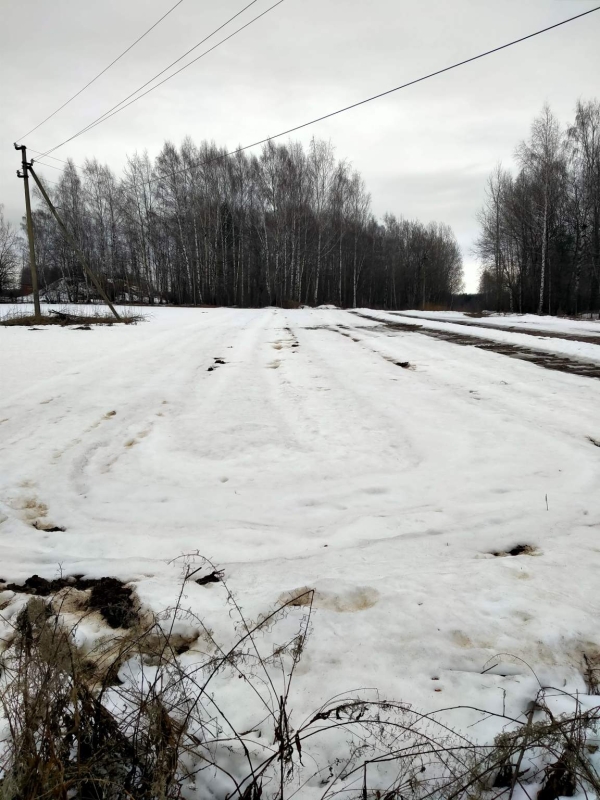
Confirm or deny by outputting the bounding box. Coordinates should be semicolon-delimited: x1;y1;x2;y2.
1;310;142;327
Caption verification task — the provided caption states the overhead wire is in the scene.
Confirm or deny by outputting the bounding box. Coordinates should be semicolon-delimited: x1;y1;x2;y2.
27;150;81;167
29;151;135;179
147;4;600;185
29;159;66;172
34;0;271;158
29;172;60;188
28;149;115;173
28;5;600;187
18;0;187;140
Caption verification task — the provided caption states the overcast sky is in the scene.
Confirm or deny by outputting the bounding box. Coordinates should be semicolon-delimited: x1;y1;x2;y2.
1;0;599;291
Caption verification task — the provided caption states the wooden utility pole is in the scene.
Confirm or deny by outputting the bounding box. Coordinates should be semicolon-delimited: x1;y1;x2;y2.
14;144;41;320
28;165;121;320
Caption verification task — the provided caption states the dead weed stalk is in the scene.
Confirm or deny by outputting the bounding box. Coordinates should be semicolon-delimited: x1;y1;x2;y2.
0;556;599;800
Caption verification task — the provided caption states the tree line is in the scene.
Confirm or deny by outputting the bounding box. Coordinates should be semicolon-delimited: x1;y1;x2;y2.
477;100;600;315
0;206;22;298
1;137;463;309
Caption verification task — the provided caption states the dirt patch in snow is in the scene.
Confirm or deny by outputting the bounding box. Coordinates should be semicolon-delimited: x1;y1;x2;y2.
3;575;138;629
280;585;379;612
491;544;538;557
32;521;66;532
208;357;227;372
195;570;223;586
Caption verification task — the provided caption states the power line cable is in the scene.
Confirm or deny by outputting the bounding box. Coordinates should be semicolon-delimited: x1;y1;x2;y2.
19;0;187;141
29;159;66;172
28;149;71;165
28;149;115;173
30;5;600;186
148;4;600;185
35;0;269;158
27;151;85;174
30;171;60;188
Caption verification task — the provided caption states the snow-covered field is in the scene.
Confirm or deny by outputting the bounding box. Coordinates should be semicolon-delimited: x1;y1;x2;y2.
2;304;600;780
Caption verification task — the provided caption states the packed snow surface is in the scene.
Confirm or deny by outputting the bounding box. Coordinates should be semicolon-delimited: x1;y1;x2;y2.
1;305;600;751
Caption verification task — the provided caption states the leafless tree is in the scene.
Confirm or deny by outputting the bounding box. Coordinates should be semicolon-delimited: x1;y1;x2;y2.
478;100;600;315
21;137;463;309
0;205;21;295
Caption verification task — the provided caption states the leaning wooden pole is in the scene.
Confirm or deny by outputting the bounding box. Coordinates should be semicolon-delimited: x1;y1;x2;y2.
14;144;41;321
28;165;121;320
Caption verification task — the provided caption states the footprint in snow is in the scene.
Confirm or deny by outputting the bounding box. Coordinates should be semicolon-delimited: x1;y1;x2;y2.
279;586;379;613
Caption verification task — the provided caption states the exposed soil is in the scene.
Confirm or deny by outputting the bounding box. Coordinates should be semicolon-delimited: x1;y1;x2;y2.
491;544;537;557
195;570;223;586
88;578;137;629
3;575;137;629
33;521;66;532
537;756;577;800
208;357;227;372
353;312;600;380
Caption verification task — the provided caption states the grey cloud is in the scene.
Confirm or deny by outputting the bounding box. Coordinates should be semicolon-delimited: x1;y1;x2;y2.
1;0;599;291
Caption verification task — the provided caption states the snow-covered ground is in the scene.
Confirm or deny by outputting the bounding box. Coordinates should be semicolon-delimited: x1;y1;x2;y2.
2;304;600;782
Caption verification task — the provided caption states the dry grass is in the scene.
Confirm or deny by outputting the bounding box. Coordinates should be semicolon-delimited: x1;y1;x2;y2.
0;308;143;327
1;556;600;800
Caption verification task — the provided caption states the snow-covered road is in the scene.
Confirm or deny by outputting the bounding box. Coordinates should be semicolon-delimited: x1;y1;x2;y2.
2;306;600;736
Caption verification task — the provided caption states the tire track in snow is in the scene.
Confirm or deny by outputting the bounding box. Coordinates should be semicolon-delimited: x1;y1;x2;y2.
3;308;600;729
391;311;600;345
69;310;266;498
299;311;600;554
0;310;257;532
55;310;315;560
265;309;465;550
354;311;600;379
350;316;600;455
